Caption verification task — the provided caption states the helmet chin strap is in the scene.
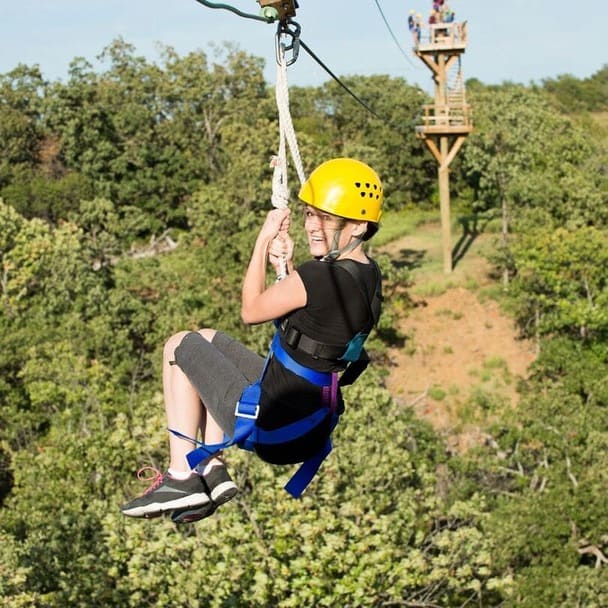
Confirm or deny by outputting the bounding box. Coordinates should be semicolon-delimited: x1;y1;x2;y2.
321;230;363;262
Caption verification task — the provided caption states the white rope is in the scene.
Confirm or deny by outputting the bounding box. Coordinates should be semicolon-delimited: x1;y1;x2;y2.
270;44;306;279
271;45;306;211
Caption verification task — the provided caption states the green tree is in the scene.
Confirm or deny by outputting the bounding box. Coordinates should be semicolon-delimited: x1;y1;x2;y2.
462;84;607;285
542;64;608;113
509;225;608;341
293;75;436;208
2;169;93;222
467;335;608;606
0;65;45;187
3;43;608;608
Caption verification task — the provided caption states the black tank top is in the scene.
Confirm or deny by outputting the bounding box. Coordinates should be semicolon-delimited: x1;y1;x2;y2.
256;258;381;464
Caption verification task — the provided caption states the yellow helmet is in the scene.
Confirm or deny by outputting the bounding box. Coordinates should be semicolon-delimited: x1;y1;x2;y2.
298;158;383;223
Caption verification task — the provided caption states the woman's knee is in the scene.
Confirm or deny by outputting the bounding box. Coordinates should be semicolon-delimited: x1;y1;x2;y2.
198;328;216;343
168;328;217;368
163;330;191;363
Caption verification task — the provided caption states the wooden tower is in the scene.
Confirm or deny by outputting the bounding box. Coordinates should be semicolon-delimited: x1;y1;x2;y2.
414;20;473;273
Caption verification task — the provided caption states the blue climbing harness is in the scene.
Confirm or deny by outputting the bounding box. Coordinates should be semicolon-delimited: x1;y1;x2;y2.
171;332;342;498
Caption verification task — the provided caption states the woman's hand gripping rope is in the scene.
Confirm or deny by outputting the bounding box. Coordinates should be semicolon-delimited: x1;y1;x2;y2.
265;208;293;280
269;152;292;281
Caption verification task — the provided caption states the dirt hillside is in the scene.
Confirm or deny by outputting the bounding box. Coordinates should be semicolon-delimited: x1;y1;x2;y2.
380;223;537;452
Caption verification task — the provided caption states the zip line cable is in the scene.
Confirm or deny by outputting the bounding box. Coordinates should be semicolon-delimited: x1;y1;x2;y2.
370;0;420;70
190;0;418;132
297;39;384;123
192;0;271;23
298;39;420;134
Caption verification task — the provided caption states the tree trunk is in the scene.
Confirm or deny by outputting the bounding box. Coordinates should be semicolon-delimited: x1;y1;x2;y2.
501;195;509;290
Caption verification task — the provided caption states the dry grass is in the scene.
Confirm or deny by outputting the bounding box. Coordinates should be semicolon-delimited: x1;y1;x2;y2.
381;221;537;453
381;217;498;296
590;111;608;130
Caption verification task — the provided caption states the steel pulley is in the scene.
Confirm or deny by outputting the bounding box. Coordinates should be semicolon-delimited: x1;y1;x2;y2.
257;0;298;22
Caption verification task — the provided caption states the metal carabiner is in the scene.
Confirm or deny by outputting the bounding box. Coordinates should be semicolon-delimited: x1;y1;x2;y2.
275;19;301;66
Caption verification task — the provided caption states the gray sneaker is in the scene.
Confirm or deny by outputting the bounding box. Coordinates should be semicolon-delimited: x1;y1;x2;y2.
202;462;239;504
121;469;211;518
171;462;238;524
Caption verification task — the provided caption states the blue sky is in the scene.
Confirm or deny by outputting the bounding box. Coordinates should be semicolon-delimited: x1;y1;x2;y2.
1;0;606;93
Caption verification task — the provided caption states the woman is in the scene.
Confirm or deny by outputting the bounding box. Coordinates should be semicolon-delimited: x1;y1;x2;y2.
121;158;383;523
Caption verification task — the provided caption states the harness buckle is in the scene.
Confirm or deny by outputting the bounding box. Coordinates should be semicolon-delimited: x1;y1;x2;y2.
235;401;260;420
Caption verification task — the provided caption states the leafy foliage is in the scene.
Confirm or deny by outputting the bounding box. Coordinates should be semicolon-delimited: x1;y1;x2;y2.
1;41;608;607
462;85;607;228
509;225;608;340
542;64;608;113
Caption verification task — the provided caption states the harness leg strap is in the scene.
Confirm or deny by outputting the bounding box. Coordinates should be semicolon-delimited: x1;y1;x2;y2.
284;438;332;498
176;379;264;470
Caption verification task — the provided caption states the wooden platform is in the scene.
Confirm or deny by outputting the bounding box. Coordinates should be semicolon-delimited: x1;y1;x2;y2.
414;21;468;53
416;124;473;137
416;104;473;136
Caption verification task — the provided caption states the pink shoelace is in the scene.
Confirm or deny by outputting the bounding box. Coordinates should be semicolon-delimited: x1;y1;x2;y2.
136;466;164;495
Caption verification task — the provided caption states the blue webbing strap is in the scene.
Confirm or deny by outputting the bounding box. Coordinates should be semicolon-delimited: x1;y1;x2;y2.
270;333;333;386
258;338;340;497
172;345;272;469
284;438;332;498
283;405;341;497
180;356;270;470
240;407;330;450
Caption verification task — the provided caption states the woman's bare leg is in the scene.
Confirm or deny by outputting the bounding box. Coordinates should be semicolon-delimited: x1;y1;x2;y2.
162;329;225;473
195;329;226;470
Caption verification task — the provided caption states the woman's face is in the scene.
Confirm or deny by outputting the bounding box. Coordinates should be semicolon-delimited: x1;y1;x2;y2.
303;205;361;257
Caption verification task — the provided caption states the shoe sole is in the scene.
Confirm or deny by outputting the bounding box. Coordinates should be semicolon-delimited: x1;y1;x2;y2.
171;486;238;525
171;502;217;524
209;481;238;504
121;492;211;518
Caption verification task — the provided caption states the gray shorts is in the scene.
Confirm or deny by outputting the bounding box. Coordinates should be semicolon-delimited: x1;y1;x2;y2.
173;331;265;436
